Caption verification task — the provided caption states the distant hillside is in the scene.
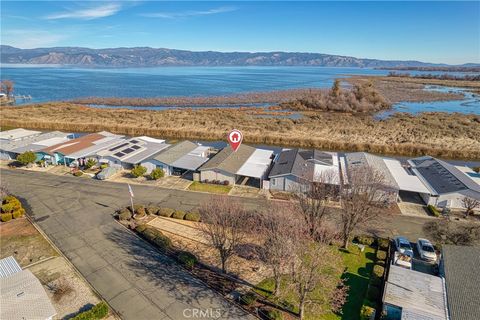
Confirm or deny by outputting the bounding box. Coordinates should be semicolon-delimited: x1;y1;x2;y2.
0;45;466;68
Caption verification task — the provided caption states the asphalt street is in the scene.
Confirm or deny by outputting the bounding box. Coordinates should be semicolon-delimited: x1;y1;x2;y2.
1;169;437;319
1;169;257;320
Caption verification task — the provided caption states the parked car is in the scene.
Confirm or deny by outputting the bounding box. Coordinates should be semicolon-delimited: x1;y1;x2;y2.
394;236;413;257
416;238;437;262
96;166;118;180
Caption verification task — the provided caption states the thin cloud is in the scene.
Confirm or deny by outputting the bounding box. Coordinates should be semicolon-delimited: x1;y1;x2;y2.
141;6;237;19
2;30;66;48
44;3;122;20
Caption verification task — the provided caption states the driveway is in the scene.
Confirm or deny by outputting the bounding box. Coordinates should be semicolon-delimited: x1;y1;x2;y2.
1;169;256;320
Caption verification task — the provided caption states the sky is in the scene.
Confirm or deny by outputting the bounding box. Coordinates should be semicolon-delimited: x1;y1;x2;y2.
1;1;479;64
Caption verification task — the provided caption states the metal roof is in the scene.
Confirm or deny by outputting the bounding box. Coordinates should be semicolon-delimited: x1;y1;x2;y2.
0;256;22;278
199;144;256;174
236;148;274;179
383;158;431;194
66;135;126;159
409;156;480;195
98;137;169;164
442;245;480;320
0;269;56;320
0;128;41;141
383;265;448;320
1;131;71;153
171;154;209;171
153;141;199;165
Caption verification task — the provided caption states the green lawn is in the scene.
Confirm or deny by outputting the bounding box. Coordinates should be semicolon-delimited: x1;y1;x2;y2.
255;244;375;320
188;181;232;194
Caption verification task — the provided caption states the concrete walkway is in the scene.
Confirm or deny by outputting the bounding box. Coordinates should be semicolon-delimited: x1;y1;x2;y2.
2;169;255;320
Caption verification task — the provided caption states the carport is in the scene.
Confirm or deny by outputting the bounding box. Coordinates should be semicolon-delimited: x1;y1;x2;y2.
235;149;274;188
171;154;209;176
383;159;431;204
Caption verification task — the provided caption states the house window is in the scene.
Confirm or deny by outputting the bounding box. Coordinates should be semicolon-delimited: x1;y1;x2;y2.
271;179;276;186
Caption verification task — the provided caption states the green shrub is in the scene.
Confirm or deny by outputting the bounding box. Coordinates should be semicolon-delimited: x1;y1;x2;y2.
149;168;165;180
377;238;390;250
427;205;440;217
153;234;172;251
158;208;174;217
135;206;146;217
376;250;387;261
16;151;36;166
73;171;83;177
12;210;22;219
184;210;201;222
240;292;257;306
72;301;109;320
370;276;382;288
354;235;375;246
172;210;186;220
146;206;159;215
85;158;97;169
131;165;147;178
366;285;380;302
360;305;375;320
178;251;198;269
118;209;132;221
1;213;12;222
373;265;385;278
100;163;108;169
260;308;283;320
135;224;147;233
142;228;159;241
1;202;16;213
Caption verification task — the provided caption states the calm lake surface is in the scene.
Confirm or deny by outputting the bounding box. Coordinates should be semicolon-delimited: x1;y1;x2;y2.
1;65;479;114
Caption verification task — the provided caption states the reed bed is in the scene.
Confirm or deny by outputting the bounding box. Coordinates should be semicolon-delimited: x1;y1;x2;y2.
2;103;479;160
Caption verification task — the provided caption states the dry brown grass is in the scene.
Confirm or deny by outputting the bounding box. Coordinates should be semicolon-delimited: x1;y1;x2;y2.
2;102;479;160
347;76;480;103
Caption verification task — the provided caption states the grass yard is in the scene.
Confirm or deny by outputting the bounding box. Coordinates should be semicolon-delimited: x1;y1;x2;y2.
255;244;375;320
188;181;232;194
0;218;58;267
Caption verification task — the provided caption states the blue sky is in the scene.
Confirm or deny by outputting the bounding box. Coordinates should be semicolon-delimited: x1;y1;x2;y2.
1;1;479;64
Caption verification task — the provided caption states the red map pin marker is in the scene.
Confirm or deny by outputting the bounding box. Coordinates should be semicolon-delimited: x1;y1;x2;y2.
227;129;243;152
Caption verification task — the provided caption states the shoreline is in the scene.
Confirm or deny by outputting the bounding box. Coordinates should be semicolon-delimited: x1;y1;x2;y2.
1;103;479;161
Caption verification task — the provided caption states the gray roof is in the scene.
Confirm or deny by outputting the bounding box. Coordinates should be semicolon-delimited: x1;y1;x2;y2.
383;265;448;320
345;152;398;189
153;141;199;165
0;131;71;153
0;256;22;278
0;269;56;320
410;156;480;195
171;154;209;171
442;245;480;320
199;144;256;174
98;137;169;164
269;148;335;180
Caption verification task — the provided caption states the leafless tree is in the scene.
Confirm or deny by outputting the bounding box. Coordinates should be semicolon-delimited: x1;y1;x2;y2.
461;196;480;218
0;80;14;96
424;220;480;245
293;170;339;240
259;202;305;296
198;196;250;273
339;166;391;249
286;241;347;319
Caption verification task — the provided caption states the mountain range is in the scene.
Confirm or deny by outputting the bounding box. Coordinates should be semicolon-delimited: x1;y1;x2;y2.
0;45;475;68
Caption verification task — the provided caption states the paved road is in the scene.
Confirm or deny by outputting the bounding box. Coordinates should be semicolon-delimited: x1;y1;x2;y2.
1;169;443;320
2;169;257;320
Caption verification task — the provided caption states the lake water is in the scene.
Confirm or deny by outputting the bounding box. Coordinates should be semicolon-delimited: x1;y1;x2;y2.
1;65;479;115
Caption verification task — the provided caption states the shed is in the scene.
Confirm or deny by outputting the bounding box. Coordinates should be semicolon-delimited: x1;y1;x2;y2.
382;265;448;320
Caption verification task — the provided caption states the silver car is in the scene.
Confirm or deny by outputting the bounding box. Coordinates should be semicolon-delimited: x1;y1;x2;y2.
416;238;437;262
394;236;413;257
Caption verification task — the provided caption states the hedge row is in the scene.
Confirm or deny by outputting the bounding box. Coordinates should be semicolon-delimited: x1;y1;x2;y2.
72;302;109;320
135;225;172;251
117;205;201;222
1;195;25;222
353;235;389;250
